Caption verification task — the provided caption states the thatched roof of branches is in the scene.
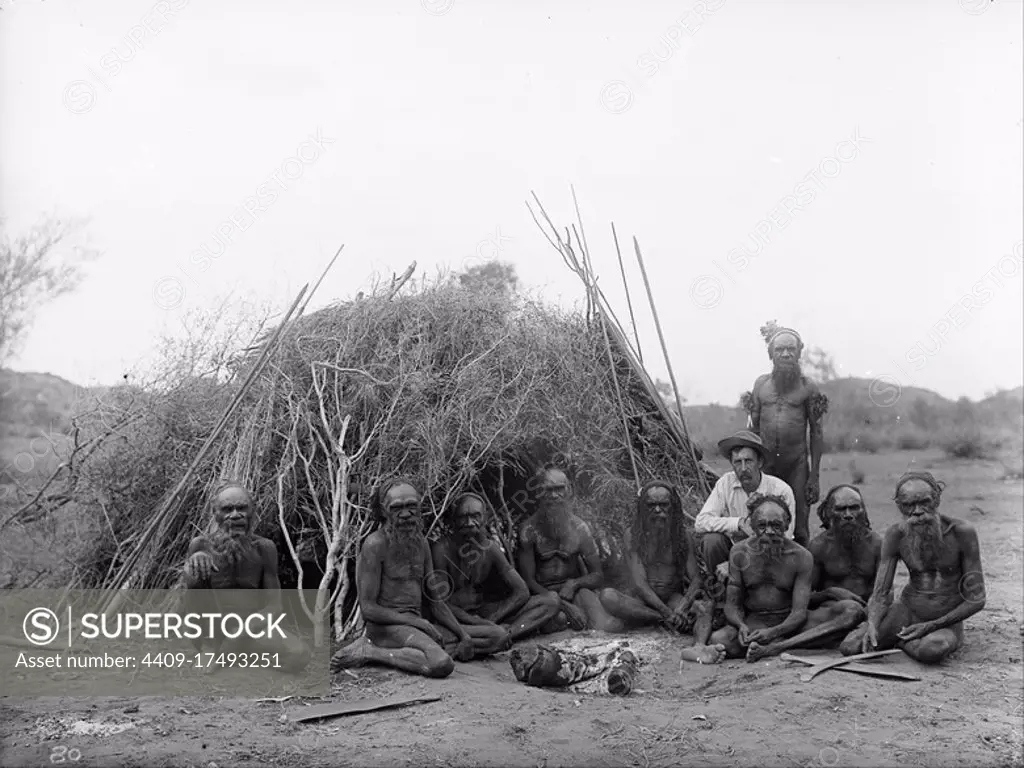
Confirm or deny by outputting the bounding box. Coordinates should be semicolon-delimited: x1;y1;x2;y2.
19;193;715;640
59;273;707;589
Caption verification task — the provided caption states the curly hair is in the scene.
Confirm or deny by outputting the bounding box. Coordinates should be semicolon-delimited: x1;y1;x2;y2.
372;476;422;520
632;480;689;568
892;472;945;506
817;484;869;530
746;492;793;531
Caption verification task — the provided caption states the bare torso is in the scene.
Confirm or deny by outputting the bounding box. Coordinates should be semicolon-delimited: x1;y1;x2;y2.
897;518;969;622
435;537;500;613
809;530;881;601
521;513;589;590
637;541;685;601
735;539;807;618
366;530;425;617
753;374;813;469
191;535;272;591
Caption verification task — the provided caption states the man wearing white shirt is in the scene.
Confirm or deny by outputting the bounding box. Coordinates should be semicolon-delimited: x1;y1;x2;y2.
695;431;797;582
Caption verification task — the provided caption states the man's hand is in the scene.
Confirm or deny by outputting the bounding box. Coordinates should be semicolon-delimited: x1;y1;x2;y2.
453;635;475;662
861;622;879;653
668;604;690;632
746;628;773;645
896;622;933;643
806;477;820;506
558;580;577;602
715;561;731;585
737;624;753;645
415;620;444;645
183;552;218;585
736;516;753;539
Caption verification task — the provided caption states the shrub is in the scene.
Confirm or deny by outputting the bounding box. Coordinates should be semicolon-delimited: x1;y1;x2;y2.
941;430;990;460
852;432;880;454
896;429;931;451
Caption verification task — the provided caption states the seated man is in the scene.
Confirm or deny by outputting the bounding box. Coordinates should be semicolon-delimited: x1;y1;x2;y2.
599;481;725;664
330;479;474;678
430;492;560;651
708;494;864;662
808;484;881;607
842;472;985;664
181;481;310;672
695;431;796;598
517;466;617;632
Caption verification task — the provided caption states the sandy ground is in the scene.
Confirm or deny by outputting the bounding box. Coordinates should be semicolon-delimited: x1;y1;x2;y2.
2;450;1022;767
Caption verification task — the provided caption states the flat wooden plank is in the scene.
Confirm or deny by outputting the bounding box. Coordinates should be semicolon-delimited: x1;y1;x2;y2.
780;653;921;681
794;649;903;682
291;694;442;723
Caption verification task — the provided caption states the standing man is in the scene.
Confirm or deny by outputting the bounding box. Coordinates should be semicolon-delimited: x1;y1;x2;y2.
695;431;796;589
748;325;828;546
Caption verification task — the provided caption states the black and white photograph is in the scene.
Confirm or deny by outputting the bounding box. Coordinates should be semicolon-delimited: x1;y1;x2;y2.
0;0;1021;765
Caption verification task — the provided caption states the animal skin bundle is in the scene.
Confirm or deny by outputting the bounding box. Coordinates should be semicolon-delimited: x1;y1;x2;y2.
509;641;639;695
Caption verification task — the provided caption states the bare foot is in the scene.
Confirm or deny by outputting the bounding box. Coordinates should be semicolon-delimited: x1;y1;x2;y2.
330;635;369;671
680;644;727;665
745;641;772;663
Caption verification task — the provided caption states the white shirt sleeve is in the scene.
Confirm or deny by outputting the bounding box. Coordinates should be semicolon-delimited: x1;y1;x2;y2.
779;481;797;539
695;477;739;534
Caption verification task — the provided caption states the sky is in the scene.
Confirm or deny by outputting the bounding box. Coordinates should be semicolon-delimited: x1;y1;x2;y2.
1;0;1021;405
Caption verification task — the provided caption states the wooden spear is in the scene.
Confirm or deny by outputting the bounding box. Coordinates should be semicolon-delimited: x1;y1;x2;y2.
611;222;643;363
100;280;313;615
632;237;709;496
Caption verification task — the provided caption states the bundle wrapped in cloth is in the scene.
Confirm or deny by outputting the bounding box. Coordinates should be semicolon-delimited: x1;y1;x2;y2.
509;639;640;696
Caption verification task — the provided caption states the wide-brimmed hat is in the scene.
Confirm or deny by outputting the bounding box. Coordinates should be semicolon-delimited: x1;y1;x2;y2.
718;430;767;462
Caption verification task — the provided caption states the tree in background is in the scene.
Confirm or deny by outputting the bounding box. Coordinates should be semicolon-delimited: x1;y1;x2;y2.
802;345;838;384
0;216;98;365
655;378;687;410
458;261;519;296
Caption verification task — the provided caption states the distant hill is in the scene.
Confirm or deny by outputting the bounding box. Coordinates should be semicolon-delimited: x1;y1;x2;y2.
1;369;1021;471
0;369;87;441
682;376;1023;458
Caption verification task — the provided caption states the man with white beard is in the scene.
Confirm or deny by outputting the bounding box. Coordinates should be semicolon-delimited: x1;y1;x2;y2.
181;482;310;672
708;494;865;662
331;478;473;677
841;472;986;664
748;326;828;547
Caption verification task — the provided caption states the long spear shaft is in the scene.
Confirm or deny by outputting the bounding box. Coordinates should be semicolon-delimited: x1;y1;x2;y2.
568;187;642;493
632;237;709;496
611;222;642;363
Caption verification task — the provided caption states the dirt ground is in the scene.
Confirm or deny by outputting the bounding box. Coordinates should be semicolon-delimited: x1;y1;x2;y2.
2;450;1022;767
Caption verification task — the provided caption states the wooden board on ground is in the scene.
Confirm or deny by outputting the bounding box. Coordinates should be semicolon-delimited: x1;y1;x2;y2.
290;694;442;724
780;652;921;682
791;649;904;682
